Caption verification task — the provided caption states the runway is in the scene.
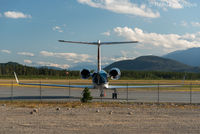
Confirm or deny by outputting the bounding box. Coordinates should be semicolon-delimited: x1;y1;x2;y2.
0;85;200;103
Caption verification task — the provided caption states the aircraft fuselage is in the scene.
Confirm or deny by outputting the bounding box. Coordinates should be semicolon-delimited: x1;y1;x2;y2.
92;70;109;89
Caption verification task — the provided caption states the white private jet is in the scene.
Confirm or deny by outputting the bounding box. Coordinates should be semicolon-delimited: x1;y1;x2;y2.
14;40;181;99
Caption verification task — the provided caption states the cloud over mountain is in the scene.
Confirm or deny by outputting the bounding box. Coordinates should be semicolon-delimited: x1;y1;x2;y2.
36;61;70;69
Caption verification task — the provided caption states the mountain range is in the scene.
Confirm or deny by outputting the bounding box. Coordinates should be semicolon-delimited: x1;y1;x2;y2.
105;47;200;72
104;55;200;72
163;47;200;67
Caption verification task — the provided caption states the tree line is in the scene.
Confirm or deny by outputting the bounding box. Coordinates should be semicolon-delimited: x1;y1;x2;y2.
0;62;79;79
121;71;200;80
0;62;200;80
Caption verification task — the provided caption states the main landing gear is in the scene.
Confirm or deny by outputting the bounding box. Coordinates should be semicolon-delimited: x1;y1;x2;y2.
100;89;106;97
112;88;117;99
99;88;118;99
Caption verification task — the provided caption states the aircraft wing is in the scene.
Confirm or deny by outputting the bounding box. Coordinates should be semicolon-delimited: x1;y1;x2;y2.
108;85;182;89
17;82;94;89
14;72;94;89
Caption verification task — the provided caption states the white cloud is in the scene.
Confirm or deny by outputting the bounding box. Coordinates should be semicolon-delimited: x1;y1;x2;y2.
17;52;34;57
114;26;200;53
101;31;110;36
40;51;54;57
101;50;141;64
40;51;92;63
77;0;160;18
191;22;200;27
4;11;31;19
37;61;70;69
181;21;188;27
109;56;133;62
149;0;196;9
24;59;32;64
1;49;11;54
52;26;63;33
102;55;133;65
179;21;200;27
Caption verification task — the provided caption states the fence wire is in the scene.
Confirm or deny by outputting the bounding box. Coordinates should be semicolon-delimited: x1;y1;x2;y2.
0;80;200;103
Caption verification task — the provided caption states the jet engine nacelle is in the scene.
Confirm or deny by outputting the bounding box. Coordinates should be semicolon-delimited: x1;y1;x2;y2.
109;68;121;80
80;69;91;79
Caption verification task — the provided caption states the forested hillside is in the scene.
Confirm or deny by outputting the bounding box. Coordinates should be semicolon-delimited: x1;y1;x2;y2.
1;62;200;80
105;55;200;72
0;62;79;79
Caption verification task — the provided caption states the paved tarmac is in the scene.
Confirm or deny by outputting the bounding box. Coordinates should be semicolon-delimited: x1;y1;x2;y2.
0;85;200;103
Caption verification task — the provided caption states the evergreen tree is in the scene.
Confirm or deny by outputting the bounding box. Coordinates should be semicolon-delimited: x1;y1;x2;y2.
81;87;93;103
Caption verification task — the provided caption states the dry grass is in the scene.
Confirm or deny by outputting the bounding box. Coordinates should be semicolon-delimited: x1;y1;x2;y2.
0;101;199;109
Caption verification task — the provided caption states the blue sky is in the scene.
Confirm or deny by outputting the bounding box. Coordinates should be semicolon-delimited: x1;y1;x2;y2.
0;0;200;69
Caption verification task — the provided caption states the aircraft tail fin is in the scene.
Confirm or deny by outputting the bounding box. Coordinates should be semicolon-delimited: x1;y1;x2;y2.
59;40;139;72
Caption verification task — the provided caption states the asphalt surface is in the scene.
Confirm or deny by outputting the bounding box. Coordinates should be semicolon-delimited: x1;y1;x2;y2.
0;85;200;103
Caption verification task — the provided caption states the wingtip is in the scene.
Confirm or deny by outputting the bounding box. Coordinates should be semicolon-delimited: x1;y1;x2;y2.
58;40;64;42
14;72;19;84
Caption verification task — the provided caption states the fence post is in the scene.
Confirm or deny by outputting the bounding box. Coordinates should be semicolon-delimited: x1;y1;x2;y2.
157;83;160;103
11;80;13;102
40;80;42;102
126;83;128;102
190;82;192;104
101;92;102;102
69;80;71;100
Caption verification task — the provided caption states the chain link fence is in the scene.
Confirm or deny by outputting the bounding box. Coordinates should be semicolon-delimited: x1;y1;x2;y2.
0;80;200;103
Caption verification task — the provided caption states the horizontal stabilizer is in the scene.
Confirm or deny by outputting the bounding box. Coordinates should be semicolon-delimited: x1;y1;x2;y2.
58;40;98;45
101;41;138;45
58;40;138;45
